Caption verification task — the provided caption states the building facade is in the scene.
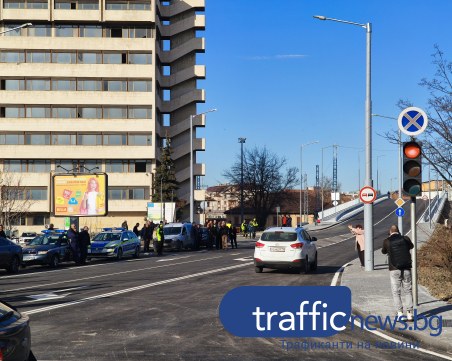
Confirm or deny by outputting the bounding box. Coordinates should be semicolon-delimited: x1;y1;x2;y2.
0;0;206;233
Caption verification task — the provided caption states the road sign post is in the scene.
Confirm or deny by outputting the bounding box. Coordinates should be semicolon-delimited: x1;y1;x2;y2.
398;107;428;137
411;197;418;307
359;186;377;204
395;207;405;217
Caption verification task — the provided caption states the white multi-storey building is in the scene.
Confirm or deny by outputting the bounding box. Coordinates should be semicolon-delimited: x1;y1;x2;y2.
0;0;206;232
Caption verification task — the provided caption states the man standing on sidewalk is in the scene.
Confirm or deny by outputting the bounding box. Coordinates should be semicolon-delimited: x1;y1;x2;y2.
381;225;414;321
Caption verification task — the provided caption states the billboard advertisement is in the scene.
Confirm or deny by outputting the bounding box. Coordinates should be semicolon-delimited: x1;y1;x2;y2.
53;173;108;217
147;202;176;223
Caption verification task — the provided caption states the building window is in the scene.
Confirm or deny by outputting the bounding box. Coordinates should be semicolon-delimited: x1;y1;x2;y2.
4;160;24;172
77;80;102;91
128;80;152;92
27;188;47;200
52;134;76;145
25;134;50;145
128;53;152;64
52;79;76;91
29;160;51;172
32;213;49;225
27;0;48;9
0;51;25;63
3;1;25;9
55;25;77;37
54;0;75;9
103;134;127;146
52;52;76;64
28;25;51;36
25;107;51;118
80;25;102;37
103;107;127;119
106;1;150;10
26;79;50;91
78;1;99;10
53;107;77;118
103;52;125;64
3;107;25;117
3;24;25;36
104;80;127;92
77;52;102;64
129;27;152;38
77;107;102;118
105;1;128;10
26;51;50;63
128;107;152;119
105;160;126;173
128;134;152;146
108;187;147;200
77;134;102;145
3;79;25;90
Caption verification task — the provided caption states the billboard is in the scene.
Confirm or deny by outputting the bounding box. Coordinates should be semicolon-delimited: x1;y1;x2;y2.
147;202;176;223
52;174;108;217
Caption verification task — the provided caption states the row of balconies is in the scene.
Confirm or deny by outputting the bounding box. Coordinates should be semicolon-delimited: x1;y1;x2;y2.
0;8;154;22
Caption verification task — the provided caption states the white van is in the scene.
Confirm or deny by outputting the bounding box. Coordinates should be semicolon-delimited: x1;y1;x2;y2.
163;223;196;251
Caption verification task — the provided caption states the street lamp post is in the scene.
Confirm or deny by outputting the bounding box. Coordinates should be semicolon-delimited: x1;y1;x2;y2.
300;141;319;224
320;145;334;221
190;108;217;223
0;23;32;35
314;15;374;271
238;137;246;224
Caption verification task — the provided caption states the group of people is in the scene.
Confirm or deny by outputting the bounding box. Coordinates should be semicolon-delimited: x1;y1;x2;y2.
349;222;415;321
128;220;164;256
203;220;238;250
240;218;258;239
281;214;293;227
66;223;91;265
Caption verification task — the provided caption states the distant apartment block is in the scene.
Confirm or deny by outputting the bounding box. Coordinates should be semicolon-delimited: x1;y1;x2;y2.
0;0;206;232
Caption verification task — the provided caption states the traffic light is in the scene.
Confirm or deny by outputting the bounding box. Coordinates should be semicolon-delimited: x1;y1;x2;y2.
402;141;422;197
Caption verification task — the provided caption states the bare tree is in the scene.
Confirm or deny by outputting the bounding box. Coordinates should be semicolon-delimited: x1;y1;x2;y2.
223;146;298;227
0;171;34;233
395;45;451;186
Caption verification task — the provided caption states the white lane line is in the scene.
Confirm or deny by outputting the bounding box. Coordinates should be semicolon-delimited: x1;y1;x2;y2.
331;263;452;361
25;262;253;315
2;256;224;293
156;256;191;262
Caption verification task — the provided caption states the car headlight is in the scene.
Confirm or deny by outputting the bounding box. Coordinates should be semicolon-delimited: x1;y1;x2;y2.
107;248;115;252
37;251;48;255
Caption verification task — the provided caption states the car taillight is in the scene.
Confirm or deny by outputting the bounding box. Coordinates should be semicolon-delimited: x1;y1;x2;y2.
290;243;303;249
255;241;265;248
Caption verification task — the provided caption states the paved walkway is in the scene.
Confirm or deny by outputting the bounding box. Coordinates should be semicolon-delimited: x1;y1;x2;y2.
341;229;452;355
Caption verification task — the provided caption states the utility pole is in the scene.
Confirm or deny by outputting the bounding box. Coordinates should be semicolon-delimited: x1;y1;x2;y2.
238;137;246;223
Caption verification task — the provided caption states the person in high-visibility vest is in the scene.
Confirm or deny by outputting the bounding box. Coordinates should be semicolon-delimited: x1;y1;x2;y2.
241;221;248;238
250;218;258;239
155;221;164;256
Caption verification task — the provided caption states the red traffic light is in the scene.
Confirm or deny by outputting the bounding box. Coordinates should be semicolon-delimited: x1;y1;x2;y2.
403;142;421;159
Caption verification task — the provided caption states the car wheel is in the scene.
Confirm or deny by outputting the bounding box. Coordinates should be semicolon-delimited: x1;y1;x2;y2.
310;252;318;271
133;246;140;258
301;256;309;274
116;248;123;260
7;256;20;274
255;266;263;273
49;255;59;268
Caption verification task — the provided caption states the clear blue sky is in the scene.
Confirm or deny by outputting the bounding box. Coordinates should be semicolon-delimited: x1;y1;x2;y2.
196;0;451;193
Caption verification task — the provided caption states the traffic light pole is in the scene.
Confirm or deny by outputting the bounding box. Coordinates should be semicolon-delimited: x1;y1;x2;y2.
410;196;418;307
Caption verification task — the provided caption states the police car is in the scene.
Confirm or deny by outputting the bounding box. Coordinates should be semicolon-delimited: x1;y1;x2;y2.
22;230;72;268
88;228;140;260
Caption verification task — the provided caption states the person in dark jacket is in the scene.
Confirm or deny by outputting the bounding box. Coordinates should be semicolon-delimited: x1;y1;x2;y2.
67;223;80;264
121;220;128;230
133;223;140;237
0;225;6;238
229;225;237;249
382;225;414;321
79;226;91;264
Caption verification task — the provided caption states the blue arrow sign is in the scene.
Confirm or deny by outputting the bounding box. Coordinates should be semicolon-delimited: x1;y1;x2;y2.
398;107;428;136
395;207;405;217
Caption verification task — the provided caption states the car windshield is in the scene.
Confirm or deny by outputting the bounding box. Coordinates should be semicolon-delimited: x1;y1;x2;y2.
163;226;182;235
21;232;36;237
261;231;298;242
93;233;121;242
29;235;60;245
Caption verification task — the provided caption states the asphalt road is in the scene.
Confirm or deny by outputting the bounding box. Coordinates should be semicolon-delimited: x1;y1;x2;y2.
2;198;445;361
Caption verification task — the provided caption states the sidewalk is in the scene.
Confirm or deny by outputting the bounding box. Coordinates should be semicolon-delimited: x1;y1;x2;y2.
341;246;452;354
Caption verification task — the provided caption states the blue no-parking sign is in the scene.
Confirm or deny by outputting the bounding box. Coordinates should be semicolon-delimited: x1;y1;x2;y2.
398;107;428;137
395;207;405;217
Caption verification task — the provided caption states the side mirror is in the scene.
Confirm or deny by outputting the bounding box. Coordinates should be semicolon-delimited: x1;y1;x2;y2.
123;238;129;242
311;237;317;242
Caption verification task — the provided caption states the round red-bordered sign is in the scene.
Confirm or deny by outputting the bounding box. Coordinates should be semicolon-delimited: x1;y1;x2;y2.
359;186;377;204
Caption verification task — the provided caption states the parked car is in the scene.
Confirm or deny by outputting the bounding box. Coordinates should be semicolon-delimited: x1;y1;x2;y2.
0;300;33;361
253;226;317;274
22;230;72;268
88;228;140;260
0;237;22;273
163;223;196;251
18;232;38;246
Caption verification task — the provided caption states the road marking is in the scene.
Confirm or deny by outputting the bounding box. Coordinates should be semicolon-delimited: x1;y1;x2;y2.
156;256;191;262
2;256;225;293
234;257;253;262
25;262;253;315
331;263;452;361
